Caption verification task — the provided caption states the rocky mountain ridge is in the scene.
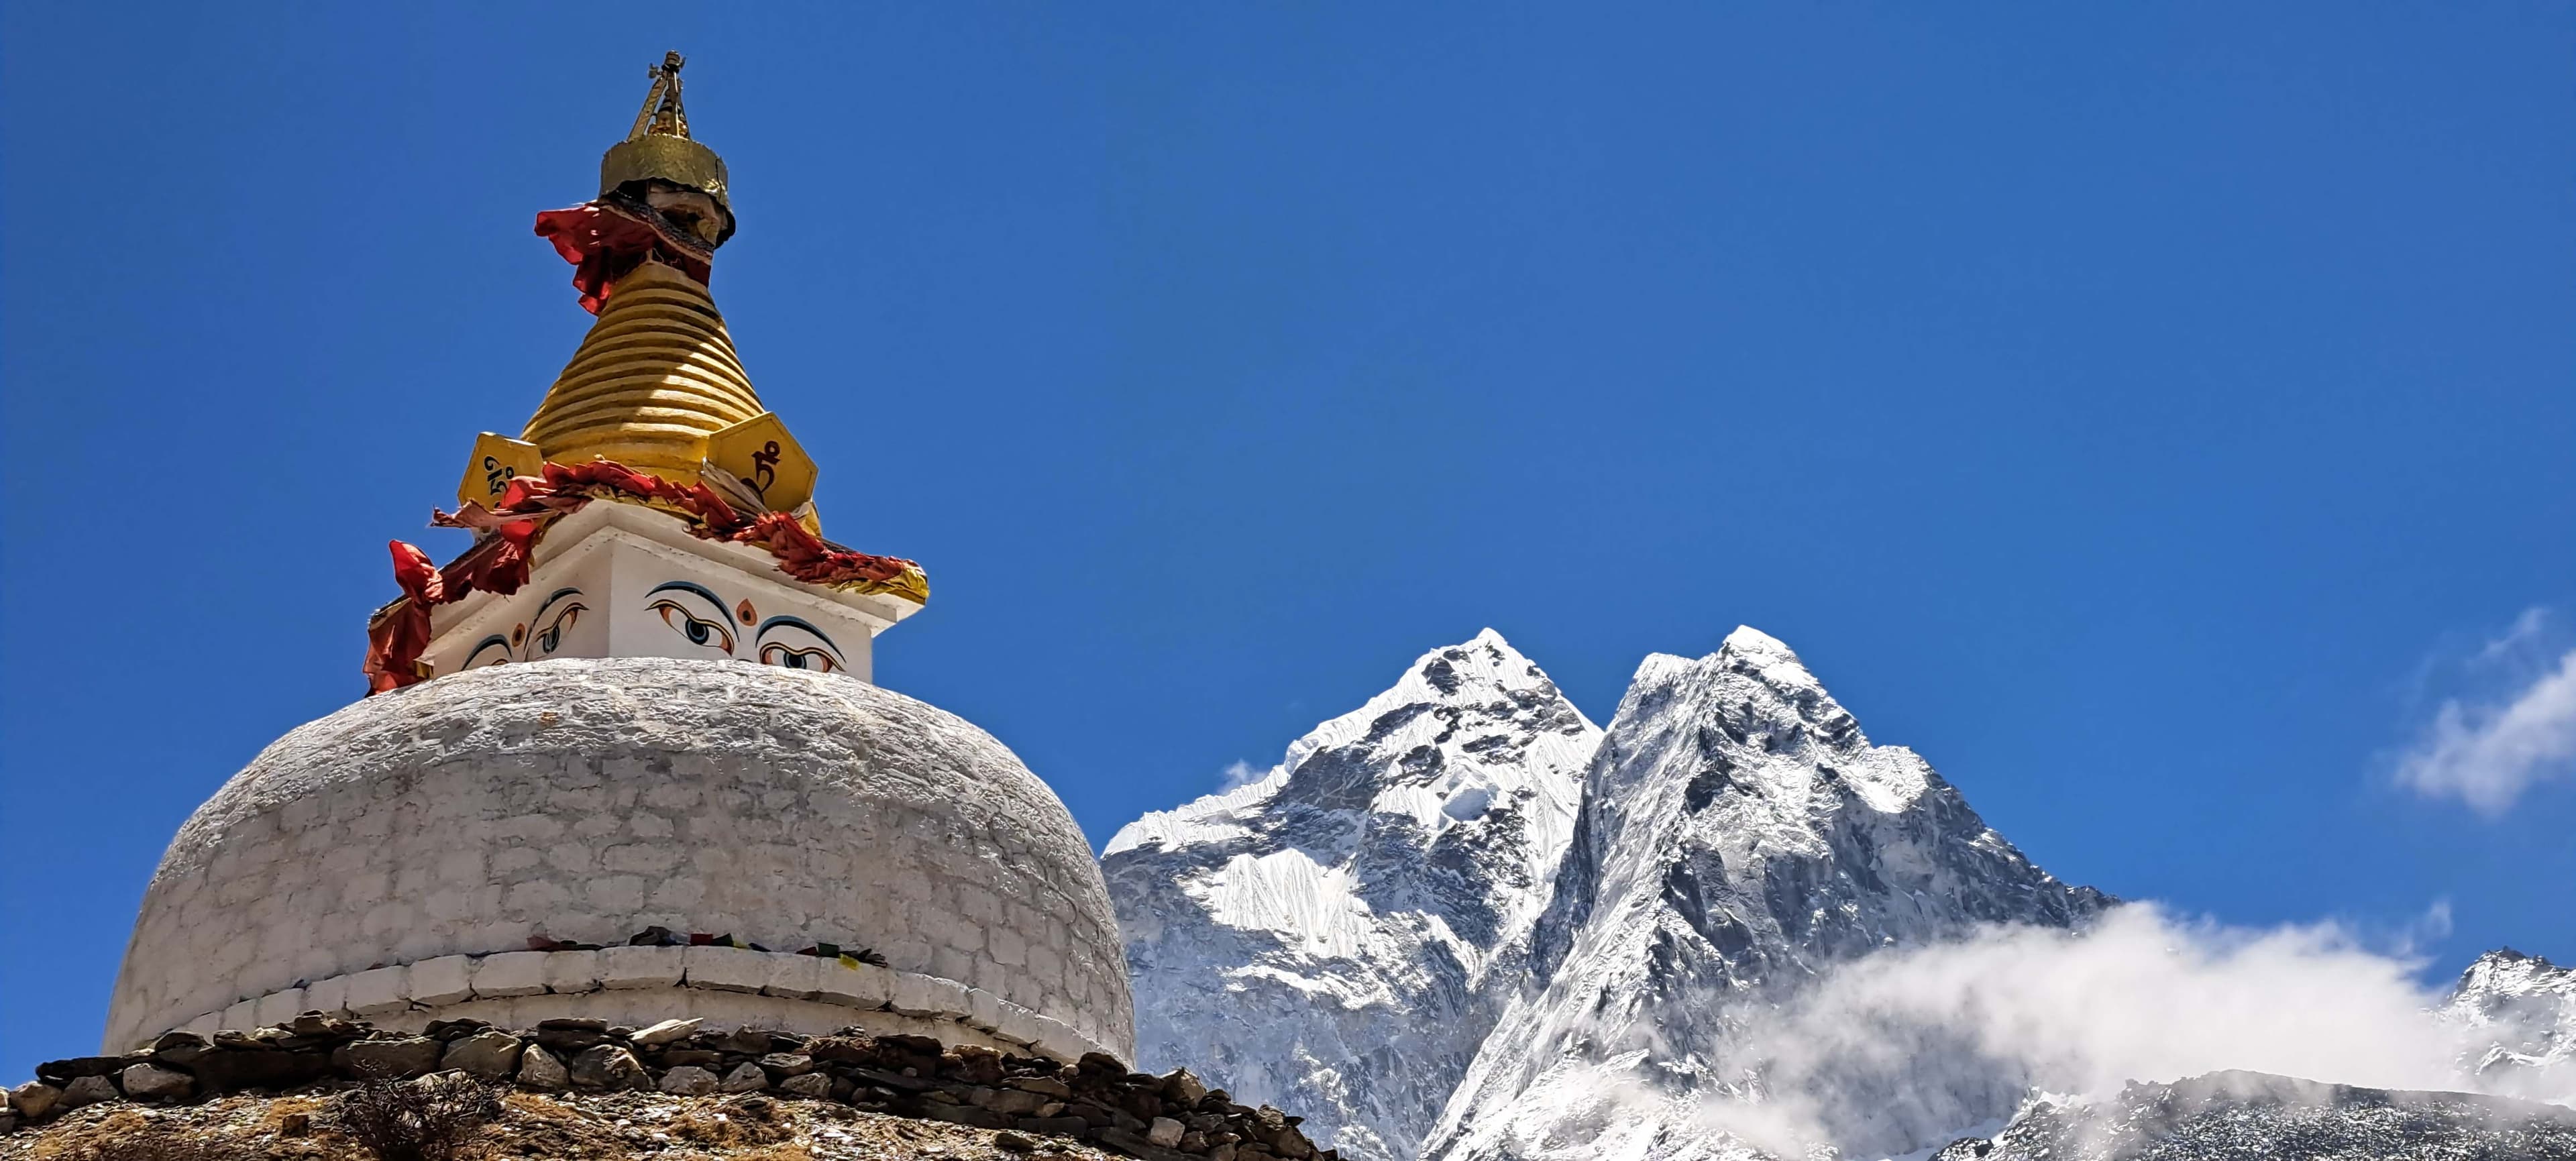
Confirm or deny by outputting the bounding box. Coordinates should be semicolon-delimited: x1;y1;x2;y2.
2440;948;2576;1102
1426;628;2106;1161
1103;631;1597;1161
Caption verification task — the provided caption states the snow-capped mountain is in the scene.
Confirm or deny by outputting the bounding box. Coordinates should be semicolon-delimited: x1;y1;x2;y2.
2442;948;2576;1101
1424;628;2108;1161
1112;625;2576;1161
1102;630;1601;1161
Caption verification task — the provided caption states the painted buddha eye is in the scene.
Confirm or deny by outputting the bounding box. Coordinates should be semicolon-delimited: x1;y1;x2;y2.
752;615;846;675
648;600;735;653
759;644;837;673
466;636;511;668
532;602;586;655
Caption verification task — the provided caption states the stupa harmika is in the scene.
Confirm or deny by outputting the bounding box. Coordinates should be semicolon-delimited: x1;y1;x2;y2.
103;54;1134;1065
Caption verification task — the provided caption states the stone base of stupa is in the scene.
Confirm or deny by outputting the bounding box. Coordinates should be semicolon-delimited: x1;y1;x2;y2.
144;944;1112;1062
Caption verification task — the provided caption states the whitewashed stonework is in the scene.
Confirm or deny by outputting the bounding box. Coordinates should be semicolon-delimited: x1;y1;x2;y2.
148;947;1118;1063
421;501;917;683
104;659;1132;1059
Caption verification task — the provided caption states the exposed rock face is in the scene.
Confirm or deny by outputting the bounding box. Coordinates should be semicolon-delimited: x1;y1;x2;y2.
1427;628;2107;1161
1931;1070;2576;1160
1104;631;1599;1161
2440;948;2576;1101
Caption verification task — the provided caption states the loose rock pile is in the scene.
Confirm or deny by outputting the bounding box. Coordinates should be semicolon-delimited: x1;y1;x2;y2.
4;1015;1332;1161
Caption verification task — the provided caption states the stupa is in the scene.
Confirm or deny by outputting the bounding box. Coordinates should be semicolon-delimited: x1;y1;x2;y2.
102;55;1133;1064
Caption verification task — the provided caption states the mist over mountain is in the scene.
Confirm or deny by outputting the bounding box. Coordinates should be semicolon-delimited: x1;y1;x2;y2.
1104;628;2574;1161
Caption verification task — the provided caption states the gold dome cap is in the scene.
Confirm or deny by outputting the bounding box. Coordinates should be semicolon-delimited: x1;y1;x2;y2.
519;259;765;480
601;52;731;233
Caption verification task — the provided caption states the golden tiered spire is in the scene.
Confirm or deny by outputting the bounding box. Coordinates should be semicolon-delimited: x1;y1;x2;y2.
518;260;765;480
500;52;812;509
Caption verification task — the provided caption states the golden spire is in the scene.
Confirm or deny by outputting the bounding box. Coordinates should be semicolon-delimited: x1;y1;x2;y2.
629;50;692;139
599;52;731;225
518;260;766;480
475;54;816;519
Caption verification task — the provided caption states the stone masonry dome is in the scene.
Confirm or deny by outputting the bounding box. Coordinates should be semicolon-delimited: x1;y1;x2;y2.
104;659;1132;1061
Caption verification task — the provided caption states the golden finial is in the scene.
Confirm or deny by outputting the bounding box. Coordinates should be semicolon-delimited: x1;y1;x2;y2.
628;51;692;141
599;50;731;231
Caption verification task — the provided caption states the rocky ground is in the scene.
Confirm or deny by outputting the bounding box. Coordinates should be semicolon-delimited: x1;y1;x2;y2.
3;1015;1332;1161
3;1087;1126;1161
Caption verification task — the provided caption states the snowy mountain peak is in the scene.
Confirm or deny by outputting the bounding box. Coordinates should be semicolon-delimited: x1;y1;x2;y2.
2443;946;2576;1097
1105;630;1593;860
1719;623;1813;677
1429;626;2104;1161
2458;948;2572;993
1104;631;1603;1161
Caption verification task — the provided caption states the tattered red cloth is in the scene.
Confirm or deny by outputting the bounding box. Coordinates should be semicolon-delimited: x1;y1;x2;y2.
362;460;922;694
533;195;714;314
361;520;541;694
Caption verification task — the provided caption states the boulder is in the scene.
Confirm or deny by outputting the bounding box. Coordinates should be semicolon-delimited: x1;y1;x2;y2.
568;1044;647;1091
440;1030;525;1079
191;1048;331;1093
534;1017;610;1053
149;1032;213;1068
658;1066;719;1096
119;1063;193;1101
1008;1075;1074;1099
58;1075;119;1110
719;1062;769;1093
631;1017;700;1047
34;1057;124;1085
11;1082;60;1120
517;1046;570;1091
333;1036;443;1080
779;1072;835;1099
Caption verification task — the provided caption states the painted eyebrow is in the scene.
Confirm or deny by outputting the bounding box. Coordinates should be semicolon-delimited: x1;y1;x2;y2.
467;634;511;661
645;581;728;613
755;615;844;655
530;587;585;621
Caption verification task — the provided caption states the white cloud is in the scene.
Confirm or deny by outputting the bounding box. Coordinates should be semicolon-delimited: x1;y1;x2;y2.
2396;609;2576;814
2474;608;2555;665
1217;759;1267;792
1688;905;2561;1158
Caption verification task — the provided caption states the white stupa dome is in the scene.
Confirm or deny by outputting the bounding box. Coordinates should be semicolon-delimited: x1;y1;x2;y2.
103;659;1132;1060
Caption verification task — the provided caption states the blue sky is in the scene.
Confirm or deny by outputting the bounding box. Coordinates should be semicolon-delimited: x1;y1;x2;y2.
3;3;2570;1078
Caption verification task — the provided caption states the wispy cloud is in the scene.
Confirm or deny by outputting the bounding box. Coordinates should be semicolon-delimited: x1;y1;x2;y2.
1217;759;1267;792
2396;608;2576;815
1694;904;2559;1157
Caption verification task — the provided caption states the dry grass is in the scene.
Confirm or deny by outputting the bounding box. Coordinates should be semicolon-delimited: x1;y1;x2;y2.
322;1074;503;1161
723;1148;817;1161
24;1107;272;1161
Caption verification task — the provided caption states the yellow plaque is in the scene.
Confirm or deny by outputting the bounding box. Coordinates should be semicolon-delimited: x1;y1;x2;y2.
458;433;545;509
706;412;817;513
